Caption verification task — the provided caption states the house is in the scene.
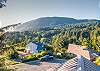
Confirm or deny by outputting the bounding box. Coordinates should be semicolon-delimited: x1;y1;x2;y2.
25;42;45;54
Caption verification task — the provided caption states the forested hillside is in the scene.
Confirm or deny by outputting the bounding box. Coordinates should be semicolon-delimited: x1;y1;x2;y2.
14;17;100;31
3;20;100;53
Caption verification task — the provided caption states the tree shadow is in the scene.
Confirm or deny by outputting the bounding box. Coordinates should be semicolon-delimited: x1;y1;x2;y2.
23;58;66;66
42;59;66;65
25;60;42;66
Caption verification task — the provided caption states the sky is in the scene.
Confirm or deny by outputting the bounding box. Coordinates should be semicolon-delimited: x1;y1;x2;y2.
0;0;100;27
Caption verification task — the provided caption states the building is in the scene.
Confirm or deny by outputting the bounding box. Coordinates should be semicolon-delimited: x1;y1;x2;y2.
57;56;99;71
25;42;44;54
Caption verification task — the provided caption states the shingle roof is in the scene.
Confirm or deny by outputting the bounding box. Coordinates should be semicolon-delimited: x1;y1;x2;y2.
57;57;78;71
81;56;98;71
59;56;99;71
68;44;91;60
47;56;99;71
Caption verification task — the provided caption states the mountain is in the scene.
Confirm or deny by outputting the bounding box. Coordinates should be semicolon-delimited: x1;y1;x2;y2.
14;17;100;31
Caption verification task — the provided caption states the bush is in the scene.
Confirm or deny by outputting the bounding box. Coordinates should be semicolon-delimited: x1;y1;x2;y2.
23;54;38;62
56;55;63;59
40;58;47;61
25;54;37;59
41;51;48;56
25;55;33;59
94;56;100;66
64;53;76;60
55;53;63;59
0;57;5;67
16;48;25;52
23;54;38;61
36;54;42;58
6;48;19;60
8;52;19;60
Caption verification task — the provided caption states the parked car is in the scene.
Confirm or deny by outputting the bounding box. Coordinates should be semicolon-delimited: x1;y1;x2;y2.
39;55;53;61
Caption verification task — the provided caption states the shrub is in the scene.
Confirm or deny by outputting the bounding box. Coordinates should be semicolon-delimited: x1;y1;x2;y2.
40;58;47;61
94;56;100;66
23;54;38;62
41;51;48;56
8;52;19;60
26;55;33;59
56;55;63;59
22;54;37;62
55;53;63;59
64;53;76;60
0;57;5;67
36;54;42;58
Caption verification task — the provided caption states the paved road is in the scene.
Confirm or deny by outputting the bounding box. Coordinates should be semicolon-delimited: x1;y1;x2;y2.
9;59;67;71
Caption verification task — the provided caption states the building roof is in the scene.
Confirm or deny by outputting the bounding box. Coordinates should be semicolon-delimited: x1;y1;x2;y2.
81;56;99;71
68;44;91;60
32;42;44;50
48;56;99;71
26;42;44;51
